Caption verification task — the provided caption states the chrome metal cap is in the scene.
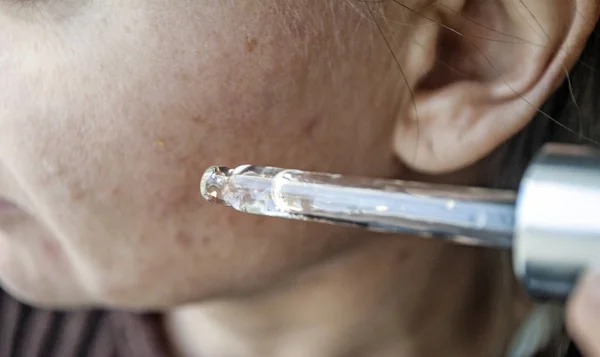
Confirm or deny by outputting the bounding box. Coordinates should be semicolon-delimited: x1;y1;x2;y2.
514;143;600;300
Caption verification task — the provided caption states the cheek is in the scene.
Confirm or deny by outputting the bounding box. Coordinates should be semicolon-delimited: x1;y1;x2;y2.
0;28;332;306
0;0;401;306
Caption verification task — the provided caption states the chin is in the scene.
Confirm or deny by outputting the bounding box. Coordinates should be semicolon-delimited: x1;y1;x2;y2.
1;274;88;310
2;283;54;308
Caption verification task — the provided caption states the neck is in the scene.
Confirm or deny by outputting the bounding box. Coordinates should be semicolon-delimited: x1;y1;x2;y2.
164;235;531;357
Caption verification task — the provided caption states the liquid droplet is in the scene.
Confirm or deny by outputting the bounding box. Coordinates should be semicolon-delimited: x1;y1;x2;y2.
200;166;232;205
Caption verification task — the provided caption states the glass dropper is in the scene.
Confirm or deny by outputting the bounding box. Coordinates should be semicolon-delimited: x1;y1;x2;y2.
200;165;516;249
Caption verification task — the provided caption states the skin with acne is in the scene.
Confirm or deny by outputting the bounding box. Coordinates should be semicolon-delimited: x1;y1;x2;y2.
0;0;408;307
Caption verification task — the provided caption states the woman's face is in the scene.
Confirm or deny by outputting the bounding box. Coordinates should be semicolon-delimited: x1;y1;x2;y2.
0;0;416;307
2;0;593;308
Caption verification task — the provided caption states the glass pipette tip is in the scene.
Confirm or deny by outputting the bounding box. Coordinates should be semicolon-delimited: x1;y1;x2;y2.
200;165;517;249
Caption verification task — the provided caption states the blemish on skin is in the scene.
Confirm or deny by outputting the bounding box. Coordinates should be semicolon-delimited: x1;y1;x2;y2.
176;231;193;248
245;35;259;52
225;212;239;226
301;116;319;137
42;240;61;261
110;187;121;197
179;73;192;83
155;139;165;149
151;183;200;219
396;248;410;263
190;115;202;125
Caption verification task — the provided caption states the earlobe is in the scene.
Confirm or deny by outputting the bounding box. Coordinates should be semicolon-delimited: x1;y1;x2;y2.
392;0;600;174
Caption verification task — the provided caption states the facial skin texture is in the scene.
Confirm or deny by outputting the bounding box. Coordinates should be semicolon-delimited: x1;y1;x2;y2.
1;0;598;356
1;0;405;306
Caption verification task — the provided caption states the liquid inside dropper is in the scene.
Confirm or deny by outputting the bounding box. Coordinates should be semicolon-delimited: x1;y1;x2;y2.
200;166;232;205
200;165;516;248
200;165;292;217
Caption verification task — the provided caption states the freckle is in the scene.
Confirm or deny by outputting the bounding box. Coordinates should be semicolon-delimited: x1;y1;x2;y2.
191;115;202;125
396;249;410;263
226;213;239;226
124;25;132;34
180;73;192;83
176;231;193;248
245;36;258;52
157;186;198;218
176;155;188;165
302;116;319;137
201;235;211;247
155;139;165;149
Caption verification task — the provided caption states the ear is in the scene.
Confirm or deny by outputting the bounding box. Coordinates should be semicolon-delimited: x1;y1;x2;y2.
392;0;600;173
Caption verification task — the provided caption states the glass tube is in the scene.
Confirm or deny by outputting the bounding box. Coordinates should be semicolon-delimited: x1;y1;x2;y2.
200;165;516;248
